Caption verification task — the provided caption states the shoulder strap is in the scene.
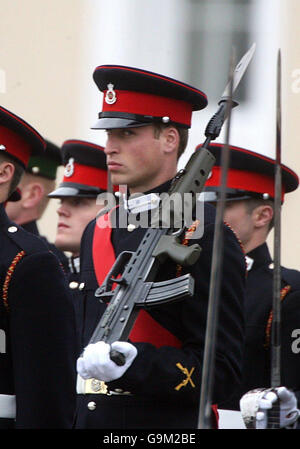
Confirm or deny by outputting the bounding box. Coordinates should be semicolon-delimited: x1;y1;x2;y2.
281;267;300;291
92;208;117;286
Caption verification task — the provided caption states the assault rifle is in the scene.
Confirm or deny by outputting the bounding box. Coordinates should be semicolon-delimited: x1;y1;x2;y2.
88;146;216;365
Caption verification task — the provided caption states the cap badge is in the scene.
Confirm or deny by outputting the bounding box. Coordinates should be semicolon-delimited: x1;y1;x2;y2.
105;83;117;105
64;158;75;177
0;144;6;151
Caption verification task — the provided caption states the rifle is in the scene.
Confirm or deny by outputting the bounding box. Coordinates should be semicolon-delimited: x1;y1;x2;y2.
88;144;216;365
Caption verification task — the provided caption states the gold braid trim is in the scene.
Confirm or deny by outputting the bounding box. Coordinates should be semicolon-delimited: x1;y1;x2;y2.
176;220;200;278
264;284;291;349
2;250;26;312
176;219;247;278
223;220;248;276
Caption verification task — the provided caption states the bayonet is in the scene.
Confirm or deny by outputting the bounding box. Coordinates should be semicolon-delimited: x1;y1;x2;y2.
198;48;236;430
271;49;282;389
268;49;282;429
203;43;256;144
221;43;256;100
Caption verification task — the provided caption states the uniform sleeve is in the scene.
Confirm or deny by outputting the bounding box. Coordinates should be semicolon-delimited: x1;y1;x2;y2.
9;251;77;428
108;222;246;405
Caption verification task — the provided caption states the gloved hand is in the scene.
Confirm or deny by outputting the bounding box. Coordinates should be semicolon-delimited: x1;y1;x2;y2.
77;341;137;382
240;386;300;429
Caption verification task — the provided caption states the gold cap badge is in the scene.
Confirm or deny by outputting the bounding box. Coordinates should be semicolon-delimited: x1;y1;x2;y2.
64;157;75;177
105;83;117;105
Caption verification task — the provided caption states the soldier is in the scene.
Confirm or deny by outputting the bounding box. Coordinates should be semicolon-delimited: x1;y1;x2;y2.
5;140;68;269
74;65;246;429
0;105;77;428
48;139;111;351
201;143;300;429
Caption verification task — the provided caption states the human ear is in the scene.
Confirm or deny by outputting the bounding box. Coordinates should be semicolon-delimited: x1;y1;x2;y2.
22;182;44;208
254;204;273;228
0;161;15;184
162;126;179;154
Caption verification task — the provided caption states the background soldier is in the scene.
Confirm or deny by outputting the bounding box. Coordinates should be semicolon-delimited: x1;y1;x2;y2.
0;105;77;428
75;65;246;429
48;139;111;351
5;140;68;268
202;143;300;429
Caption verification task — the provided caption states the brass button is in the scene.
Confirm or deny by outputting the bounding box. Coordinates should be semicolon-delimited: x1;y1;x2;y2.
127;224;136;232
8;226;18;233
69;281;79;289
79;282;85;290
31;166;40;174
114;388;123;393
87;401;96;411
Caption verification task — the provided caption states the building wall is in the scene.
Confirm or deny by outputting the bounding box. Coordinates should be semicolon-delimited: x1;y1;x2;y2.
1;0;299;269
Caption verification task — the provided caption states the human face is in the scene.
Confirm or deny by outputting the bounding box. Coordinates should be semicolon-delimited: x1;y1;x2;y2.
223;200;255;249
55;197;103;256
104;125;176;193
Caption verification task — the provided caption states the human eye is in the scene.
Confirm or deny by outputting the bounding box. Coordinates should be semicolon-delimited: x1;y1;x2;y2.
122;129;135;137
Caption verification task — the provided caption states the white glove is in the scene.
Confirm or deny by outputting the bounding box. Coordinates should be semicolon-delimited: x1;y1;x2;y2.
240;386;300;429
77;341;137;382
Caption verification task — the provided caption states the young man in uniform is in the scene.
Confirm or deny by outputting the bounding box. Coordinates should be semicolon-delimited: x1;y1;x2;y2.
48;139;110;351
201;143;300;429
0;105;77;428
75;65;246;429
5;140;68;268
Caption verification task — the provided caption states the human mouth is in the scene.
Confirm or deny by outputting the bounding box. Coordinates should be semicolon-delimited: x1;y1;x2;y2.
58;223;70;230
108;161;122;171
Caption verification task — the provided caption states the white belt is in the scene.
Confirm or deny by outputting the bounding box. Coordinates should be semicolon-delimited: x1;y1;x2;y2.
76;375;132;396
218;409;246;429
0;394;16;419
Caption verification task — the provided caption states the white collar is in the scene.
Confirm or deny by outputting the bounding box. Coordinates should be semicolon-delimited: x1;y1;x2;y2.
245;255;254;271
68;256;80;274
123;192;160;214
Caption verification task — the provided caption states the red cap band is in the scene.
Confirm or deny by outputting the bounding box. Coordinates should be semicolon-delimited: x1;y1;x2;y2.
102;90;193;127
63;162;108;190
206;166;286;201
0;125;32;167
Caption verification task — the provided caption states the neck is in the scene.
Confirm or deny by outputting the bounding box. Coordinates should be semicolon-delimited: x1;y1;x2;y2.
244;233;268;254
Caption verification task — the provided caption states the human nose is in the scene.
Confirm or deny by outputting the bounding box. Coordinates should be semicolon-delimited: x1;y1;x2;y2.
104;134;120;155
57;202;70;217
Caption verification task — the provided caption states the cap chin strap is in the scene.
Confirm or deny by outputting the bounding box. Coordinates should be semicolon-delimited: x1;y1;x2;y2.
202;187;272;202
91;111;188;130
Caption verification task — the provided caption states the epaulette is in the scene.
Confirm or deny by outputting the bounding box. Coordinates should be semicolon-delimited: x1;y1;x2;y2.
2;225;52;312
281;267;300;291
3;224;49;255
